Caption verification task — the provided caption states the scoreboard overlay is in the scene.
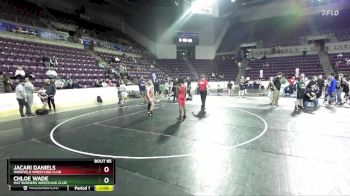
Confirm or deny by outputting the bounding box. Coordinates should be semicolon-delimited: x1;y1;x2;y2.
7;158;115;192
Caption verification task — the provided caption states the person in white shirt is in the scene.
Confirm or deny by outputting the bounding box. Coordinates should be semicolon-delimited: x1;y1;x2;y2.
118;80;128;106
24;77;35;109
15;66;25;79
55;79;64;89
46;67;58;79
119;64;127;79
345;58;350;65
166;79;173;99
101;81;108;87
15;79;34;117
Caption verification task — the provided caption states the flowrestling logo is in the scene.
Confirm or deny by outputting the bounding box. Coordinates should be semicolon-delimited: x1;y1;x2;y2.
321;10;340;16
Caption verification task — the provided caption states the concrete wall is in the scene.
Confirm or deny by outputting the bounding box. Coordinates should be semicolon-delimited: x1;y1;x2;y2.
157;44;177;59
0;86;139;113
195;45;216;60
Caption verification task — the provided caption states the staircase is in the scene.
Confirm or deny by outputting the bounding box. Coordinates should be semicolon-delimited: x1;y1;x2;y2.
235;58;248;85
318;51;334;76
183;58;199;79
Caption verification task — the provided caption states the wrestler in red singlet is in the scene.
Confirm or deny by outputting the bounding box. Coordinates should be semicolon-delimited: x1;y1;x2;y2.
177;83;186;107
177;79;187;120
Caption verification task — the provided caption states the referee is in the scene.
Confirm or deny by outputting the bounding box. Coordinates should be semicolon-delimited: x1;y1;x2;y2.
197;74;208;110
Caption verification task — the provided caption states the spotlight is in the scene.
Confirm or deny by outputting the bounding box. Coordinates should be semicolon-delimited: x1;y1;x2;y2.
191;0;216;13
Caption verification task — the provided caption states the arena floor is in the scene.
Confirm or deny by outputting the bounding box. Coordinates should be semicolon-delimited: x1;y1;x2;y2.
1;94;350;196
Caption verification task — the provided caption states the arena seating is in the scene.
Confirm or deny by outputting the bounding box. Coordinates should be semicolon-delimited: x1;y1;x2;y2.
214;56;239;81
328;52;350;73
189;59;216;76
0;37;104;87
156;59;197;80
156;58;238;81
97;52;168;81
0;35;171;92
245;55;324;80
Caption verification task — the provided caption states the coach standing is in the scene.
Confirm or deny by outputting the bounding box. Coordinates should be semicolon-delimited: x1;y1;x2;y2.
197;74;208;110
16;79;34;117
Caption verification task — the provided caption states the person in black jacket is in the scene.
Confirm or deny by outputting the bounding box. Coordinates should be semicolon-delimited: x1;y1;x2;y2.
316;75;325;99
186;76;192;100
227;81;233;96
45;79;56;111
341;76;349;106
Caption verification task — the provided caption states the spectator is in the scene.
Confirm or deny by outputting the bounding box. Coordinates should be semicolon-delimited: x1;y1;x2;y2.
3;74;12;93
94;79;102;87
227;81;233;96
25;72;36;80
119;64;127;79
55;79;64;89
15;79;34;117
326;74;337;107
335;73;344;105
345;58;350;65
107;79;115;87
0;72;4;93
37;85;48;109
271;72;283;107
138;77;146;104
114;56;120;62
50;56;59;67
42;54;50;68
101;80;108;87
72;80;82;89
316;75;325;99
63;79;72;89
341;76;349;105
46;67;58;79
45;79;56;111
15;66;25;79
172;77;179;103
153;79;160;102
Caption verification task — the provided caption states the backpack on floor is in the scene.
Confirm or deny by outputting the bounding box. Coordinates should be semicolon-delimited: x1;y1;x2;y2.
97;96;103;103
35;109;49;115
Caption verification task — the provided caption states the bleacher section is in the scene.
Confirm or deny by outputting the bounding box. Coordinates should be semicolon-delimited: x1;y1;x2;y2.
215;56;239;81
0;36;103;87
97;52;168;81
328;52;350;73
190;59;216;77
157;59;196;80
156;58;239;81
0;36;174;91
245;55;324;80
